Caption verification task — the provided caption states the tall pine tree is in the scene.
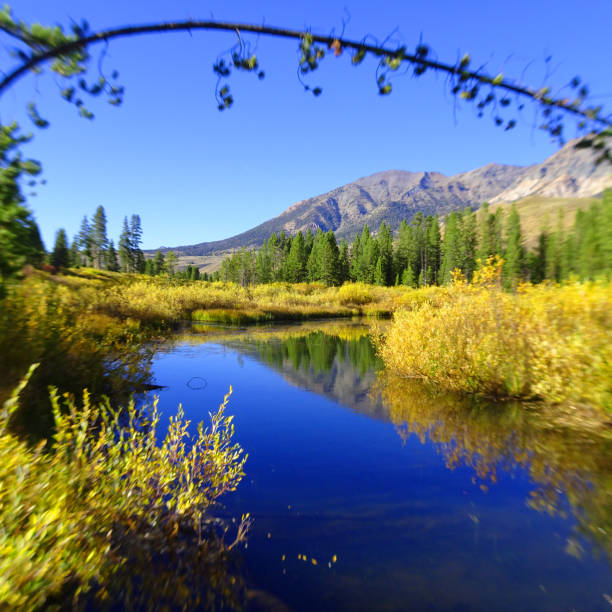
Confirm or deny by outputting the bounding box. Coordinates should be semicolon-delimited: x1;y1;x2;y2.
503;204;526;288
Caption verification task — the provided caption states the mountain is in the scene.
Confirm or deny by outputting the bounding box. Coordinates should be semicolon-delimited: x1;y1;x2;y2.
164;138;612;257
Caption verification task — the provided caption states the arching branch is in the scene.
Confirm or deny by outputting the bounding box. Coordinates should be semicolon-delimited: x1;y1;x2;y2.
1;11;611;160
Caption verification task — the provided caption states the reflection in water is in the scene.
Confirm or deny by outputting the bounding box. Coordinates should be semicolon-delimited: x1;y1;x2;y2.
215;322;387;420
149;321;612;609
376;373;612;563
209;322;612;564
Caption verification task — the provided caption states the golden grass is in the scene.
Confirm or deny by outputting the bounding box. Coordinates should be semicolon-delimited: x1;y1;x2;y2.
376;260;612;411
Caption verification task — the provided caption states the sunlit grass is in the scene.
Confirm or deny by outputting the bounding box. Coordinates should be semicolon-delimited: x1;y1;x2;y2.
376;259;612;411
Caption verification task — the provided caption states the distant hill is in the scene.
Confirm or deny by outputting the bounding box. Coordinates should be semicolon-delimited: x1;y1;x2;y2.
156;138;612;258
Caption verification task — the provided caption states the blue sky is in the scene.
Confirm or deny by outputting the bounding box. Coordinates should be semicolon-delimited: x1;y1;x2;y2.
4;0;612;250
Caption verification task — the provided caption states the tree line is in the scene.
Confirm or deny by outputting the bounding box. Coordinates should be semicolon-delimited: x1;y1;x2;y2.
51;206;144;273
217;191;612;288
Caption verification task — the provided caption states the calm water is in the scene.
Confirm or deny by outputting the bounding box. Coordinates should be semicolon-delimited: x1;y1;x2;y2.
148;321;612;611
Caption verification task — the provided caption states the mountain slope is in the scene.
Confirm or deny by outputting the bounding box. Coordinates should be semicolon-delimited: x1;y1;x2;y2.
165;139;611;256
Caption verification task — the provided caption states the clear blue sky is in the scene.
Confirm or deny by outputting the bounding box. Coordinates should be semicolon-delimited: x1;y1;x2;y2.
4;0;612;250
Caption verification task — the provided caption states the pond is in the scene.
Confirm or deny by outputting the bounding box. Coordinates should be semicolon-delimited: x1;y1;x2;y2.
149;320;612;611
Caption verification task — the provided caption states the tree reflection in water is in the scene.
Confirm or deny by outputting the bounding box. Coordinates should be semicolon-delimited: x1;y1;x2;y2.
375;372;612;562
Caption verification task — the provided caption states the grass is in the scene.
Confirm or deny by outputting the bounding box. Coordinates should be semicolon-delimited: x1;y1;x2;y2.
375;260;612;412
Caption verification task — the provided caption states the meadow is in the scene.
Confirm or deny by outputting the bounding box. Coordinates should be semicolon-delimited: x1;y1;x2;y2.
1;262;610;607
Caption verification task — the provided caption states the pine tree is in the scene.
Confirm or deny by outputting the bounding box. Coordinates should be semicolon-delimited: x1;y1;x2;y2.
319;231;340;286
255;242;272;283
338;239;350;283
153;250;165;275
306;230;324;282
349;233;362;281
377;221;394;286
458;207;478;281
529;230;548;283
106;241;120;272
118;217;132;272
440;212;461;284
412;213;426;285
68;234;80;267
78;215;92;266
503;204;526;288
51;228;69;269
130;214;145;273
285;231;307;282
374;256;385;286
91;205;108;269
401;267;415;286
425;215;441;285
164;251;178;276
394;220;410;279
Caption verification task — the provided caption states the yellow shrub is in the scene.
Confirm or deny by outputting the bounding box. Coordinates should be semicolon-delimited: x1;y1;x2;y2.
378;265;612;411
0;368;248;609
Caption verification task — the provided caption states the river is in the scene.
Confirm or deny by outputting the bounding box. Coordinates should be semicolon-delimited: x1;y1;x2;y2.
147;320;612;611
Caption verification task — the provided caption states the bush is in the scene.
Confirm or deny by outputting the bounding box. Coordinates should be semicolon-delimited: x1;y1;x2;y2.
377;260;612;410
0;367;248;609
337;282;375;306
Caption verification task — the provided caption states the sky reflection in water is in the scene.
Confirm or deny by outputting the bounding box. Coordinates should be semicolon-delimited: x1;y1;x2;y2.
149;321;612;611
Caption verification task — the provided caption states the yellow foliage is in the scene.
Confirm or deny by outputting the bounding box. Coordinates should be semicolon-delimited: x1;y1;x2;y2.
377;259;612;411
0;367;248;608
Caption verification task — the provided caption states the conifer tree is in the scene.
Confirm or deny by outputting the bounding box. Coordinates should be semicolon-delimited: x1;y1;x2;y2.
401;266;415;287
51;228;69;269
319;231;340;286
164;251;178;276
338;239;350;283
118;217;132;272
458;207;478;281
529;230;548;283
503;204;526;288
374;256;386;286
78;215;92;267
91;205;108;269
349;233;362;281
306;230;324;282
285;231;307;282
440;212;461;284
105;239;119;272
254;244;272;284
376;221;394;286
130;214;145;273
412;213;426;285
153;250;165;275
425;215;441;285
68;234;80;267
394;220;411;280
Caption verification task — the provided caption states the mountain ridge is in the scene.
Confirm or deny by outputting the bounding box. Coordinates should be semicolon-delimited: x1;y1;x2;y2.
158;138;611;257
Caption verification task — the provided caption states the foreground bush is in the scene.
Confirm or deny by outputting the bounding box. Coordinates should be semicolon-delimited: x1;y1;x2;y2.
377;261;612;411
0;367;248;610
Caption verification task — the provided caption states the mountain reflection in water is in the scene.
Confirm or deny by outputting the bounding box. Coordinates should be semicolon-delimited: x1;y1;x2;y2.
152;321;612;610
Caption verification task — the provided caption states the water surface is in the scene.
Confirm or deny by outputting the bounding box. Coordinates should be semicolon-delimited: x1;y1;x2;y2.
149;321;612;611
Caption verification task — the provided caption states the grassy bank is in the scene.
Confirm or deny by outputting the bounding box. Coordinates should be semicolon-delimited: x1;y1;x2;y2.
3;265;610;418
0;270;403;433
376;262;612;412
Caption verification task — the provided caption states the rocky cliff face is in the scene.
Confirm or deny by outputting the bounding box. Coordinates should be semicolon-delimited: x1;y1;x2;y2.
168;139;611;256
